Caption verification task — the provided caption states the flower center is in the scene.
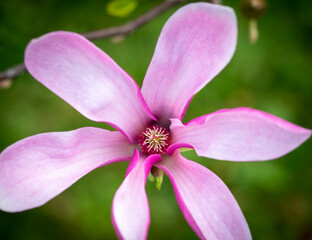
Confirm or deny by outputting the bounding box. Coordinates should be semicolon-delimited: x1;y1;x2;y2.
138;125;170;155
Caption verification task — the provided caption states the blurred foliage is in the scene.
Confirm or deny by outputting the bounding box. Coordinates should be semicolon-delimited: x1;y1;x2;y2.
106;0;138;18
0;0;312;239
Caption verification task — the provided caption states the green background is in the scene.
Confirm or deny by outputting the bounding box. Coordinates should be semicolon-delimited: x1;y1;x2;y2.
0;0;311;239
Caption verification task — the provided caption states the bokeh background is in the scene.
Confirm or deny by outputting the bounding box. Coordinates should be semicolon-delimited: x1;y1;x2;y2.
0;0;311;239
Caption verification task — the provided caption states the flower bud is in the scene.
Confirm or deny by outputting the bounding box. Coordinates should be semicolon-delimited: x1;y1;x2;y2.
241;0;267;20
241;0;267;44
0;78;12;90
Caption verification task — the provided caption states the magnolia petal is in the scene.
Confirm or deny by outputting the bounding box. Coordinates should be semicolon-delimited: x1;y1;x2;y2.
142;3;237;123
25;31;156;142
156;153;252;240
112;150;161;240
168;108;311;161
0;127;134;212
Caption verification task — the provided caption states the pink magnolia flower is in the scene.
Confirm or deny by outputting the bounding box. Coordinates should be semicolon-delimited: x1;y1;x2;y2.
0;3;311;240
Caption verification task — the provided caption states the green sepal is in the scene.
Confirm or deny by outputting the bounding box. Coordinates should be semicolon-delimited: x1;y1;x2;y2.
155;175;163;190
179;148;193;153
147;172;155;182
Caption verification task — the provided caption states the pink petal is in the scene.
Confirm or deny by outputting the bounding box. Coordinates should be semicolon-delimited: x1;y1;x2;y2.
25;31;156;142
155;153;251;240
168;108;311;161
112;150;161;240
141;3;237;123
0;127;134;212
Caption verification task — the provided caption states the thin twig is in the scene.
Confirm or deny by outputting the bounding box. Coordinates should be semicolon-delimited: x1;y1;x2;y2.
83;0;185;40
0;63;26;82
0;0;186;82
0;0;218;82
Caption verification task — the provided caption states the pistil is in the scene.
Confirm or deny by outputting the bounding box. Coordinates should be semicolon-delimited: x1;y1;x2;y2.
138;125;170;155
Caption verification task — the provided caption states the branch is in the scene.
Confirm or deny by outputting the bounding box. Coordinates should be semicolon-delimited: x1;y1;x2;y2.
83;0;185;40
0;0;186;82
0;63;25;83
0;0;217;83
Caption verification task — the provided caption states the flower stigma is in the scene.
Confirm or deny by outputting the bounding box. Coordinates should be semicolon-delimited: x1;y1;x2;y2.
138;125;170;155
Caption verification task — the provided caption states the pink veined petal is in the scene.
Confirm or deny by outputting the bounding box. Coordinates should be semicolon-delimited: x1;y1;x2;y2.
111;150;162;240
0;127;134;212
155;153;252;240
25;31;156;143
168;107;311;161
141;3;237;124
